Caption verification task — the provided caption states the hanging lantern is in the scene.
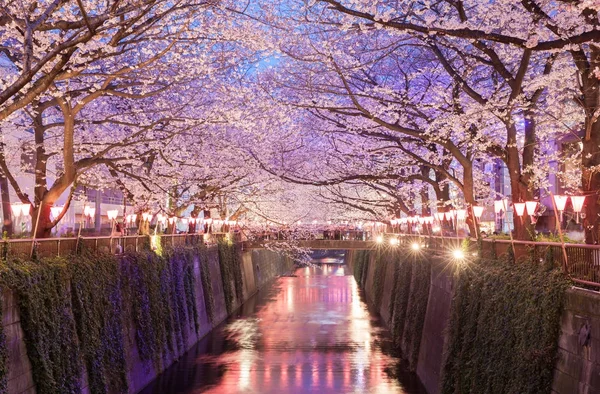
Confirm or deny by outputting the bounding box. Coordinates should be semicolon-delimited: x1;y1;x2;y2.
571;196;585;213
456;209;467;220
571;195;585;223
20;203;31;216
553;195;568;211
435;212;445;221
513;202;526;217
11;203;22;217
525;201;538;216
494;200;504;214
107;210;119;220
50;206;63;219
444;211;453;221
472;206;484;219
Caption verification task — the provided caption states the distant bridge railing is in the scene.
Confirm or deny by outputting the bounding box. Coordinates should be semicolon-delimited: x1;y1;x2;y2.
245;234;600;289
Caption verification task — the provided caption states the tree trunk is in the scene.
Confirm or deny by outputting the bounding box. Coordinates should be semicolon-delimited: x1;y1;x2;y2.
579;48;600;244
582;115;600;244
33;203;52;238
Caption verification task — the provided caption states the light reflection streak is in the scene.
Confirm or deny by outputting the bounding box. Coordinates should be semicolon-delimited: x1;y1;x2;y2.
156;261;422;394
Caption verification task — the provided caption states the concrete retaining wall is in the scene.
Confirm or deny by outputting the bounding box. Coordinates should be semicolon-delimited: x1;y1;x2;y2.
357;253;600;394
552;288;600;394
3;246;293;394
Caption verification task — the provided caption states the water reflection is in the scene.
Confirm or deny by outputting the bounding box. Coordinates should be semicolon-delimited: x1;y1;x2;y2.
140;263;426;394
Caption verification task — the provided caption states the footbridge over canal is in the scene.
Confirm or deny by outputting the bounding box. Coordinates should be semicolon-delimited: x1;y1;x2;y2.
242;239;377;250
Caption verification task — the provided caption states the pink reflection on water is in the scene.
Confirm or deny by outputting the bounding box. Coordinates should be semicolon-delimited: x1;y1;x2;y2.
196;264;417;394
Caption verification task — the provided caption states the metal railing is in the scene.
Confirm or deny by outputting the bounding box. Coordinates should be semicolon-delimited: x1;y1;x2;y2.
387;233;600;289
0;232;239;259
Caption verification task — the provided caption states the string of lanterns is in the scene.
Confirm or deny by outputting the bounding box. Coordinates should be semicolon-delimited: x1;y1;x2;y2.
389;194;587;233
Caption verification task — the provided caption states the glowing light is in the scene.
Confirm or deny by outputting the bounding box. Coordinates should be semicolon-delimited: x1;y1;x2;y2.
20;204;31;216
571;196;585;213
375;235;383;244
553;195;568;211
513;202;526;217
444;211;453;221
50;206;63;219
472;206;484;219
411;242;421;251
435;212;445;221
389;238;399;246
456;209;467;220
494;199;507;214
107;209;118;220
525;201;538;216
432;226;441;233
452;249;465;260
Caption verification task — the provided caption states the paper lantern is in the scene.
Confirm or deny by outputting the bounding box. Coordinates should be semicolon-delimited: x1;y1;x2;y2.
472;206;484;219
525;201;538;216
513;202;526;217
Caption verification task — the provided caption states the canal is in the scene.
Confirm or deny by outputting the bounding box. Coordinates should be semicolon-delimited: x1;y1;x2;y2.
140;258;427;394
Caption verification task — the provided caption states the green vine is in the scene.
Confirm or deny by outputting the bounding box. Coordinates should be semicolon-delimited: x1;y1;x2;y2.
388;254;413;350
402;254;431;369
2;258;83;394
217;240;244;315
0;243;205;394
0;293;5;394
440;259;570;394
69;251;128;394
198;244;215;323
372;250;388;307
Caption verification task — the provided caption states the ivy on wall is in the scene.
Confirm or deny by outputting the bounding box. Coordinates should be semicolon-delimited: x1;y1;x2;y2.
218;240;244;315
3;258;83;394
371;251;388;307
0;243;209;394
401;254;431;369
353;250;370;286
355;249;431;371
198;245;215;323
440;259;570;394
0;298;6;394
388;254;413;350
69;252;128;394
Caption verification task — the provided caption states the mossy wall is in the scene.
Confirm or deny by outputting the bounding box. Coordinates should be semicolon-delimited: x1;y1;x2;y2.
351;249;431;371
352;248;575;394
440;260;570;394
0;245;291;394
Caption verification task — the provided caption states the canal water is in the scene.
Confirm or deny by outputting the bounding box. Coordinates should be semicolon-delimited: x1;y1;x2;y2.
140;258;427;394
